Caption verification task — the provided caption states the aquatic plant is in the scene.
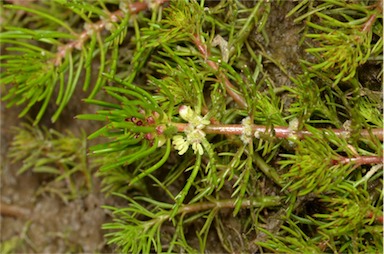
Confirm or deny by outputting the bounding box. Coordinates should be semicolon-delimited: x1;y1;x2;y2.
2;0;382;252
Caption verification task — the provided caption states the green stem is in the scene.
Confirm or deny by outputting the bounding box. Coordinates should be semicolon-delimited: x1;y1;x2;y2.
179;196;281;215
252;152;283;188
129;138;171;185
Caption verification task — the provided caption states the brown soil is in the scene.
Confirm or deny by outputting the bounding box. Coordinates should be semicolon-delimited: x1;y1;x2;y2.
0;92;115;252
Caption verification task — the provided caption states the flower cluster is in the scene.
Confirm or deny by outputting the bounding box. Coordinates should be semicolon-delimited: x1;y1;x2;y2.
172;106;210;155
240;116;253;144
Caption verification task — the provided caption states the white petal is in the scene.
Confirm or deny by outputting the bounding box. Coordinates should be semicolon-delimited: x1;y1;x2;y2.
173;135;185;146
178;143;189;155
179;105;194;122
197;143;204;155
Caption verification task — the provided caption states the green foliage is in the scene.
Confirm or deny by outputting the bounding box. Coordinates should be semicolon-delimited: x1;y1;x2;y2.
3;0;383;253
8;123;92;201
0;0;123;124
281;135;347;196
103;194;281;253
258;180;383;253
288;0;383;85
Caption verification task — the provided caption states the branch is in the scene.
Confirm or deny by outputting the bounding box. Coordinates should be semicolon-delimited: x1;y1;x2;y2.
192;34;248;109
362;0;382;32
334;156;383;165
55;0;169;65
172;122;384;141
178;197;280;215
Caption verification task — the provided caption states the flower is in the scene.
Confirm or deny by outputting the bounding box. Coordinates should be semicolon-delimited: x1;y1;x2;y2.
172;126;206;155
173;135;189;155
179;105;210;129
240;116;253;144
288;117;299;146
172;106;210;155
192;142;204;155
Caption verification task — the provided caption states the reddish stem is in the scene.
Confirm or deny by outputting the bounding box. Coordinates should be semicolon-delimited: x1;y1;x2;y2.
192;34;248;109
55;0;169;65
174;122;383;165
367;211;383;224
174;122;384;165
362;14;377;32
128;2;148;14
362;0;383;33
173;123;383;141
336;155;383;165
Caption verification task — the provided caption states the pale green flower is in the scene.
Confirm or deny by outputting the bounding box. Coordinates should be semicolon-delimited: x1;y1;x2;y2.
240;116;253;144
288;117;299;142
186;128;206;155
173;128;206;155
173;106;210;155
173;135;189;155
192;142;204;155
179;105;210;129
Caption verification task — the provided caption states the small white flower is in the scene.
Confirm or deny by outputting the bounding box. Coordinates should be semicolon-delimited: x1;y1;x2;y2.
172;135;189;155
288;117;300;146
342;120;352;138
179;105;194;122
186;128;206;155
173;128;206;156
173;106;210;156
240;116;253;144
289;117;299;131
192;142;204;155
179;106;210;129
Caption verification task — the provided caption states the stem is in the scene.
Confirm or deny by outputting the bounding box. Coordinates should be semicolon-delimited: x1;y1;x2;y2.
179;196;281;215
336;156;383;165
361;0;382;32
54;0;169;65
252;152;283;187
172;122;384;141
146;196;281;236
361;13;377;32
173;122;383;167
192;34;248;109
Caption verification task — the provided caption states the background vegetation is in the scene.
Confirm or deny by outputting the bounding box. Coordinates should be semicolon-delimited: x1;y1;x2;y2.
1;0;382;253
